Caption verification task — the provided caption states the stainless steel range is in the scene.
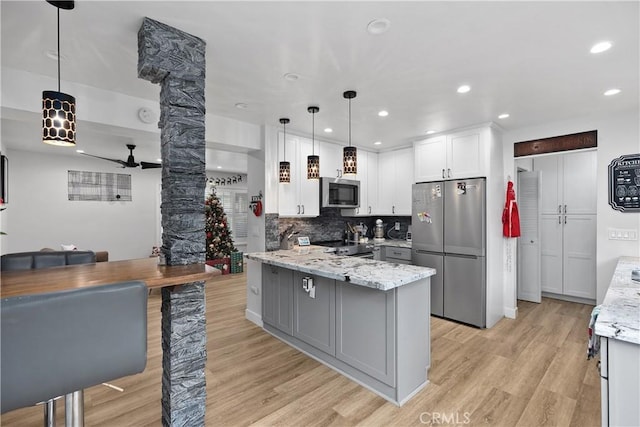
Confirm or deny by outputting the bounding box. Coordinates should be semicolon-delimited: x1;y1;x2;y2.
312;240;375;258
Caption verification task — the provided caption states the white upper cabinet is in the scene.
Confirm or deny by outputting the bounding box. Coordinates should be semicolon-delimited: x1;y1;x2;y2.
278;134;319;217
534;150;597;215
342;150;379;216
377;147;414;215
414;127;485;182
319;141;343;179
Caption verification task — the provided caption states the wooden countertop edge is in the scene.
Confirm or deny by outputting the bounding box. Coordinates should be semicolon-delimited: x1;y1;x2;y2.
1;259;224;298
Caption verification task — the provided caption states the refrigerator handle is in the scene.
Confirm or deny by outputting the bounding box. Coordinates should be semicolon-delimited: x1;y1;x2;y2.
444;253;478;260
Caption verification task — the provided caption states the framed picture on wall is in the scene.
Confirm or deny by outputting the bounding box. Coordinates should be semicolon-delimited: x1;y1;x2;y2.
0;154;7;204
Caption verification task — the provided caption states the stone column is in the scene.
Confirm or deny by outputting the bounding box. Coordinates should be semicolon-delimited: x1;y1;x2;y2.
137;17;207;427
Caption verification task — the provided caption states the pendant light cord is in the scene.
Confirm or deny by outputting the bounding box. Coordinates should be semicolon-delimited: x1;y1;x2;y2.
57;6;61;92
312;110;315;155
283;122;286;160
348;98;352;147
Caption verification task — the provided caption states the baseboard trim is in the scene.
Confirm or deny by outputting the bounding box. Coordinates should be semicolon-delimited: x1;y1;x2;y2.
541;292;596;306
245;309;263;327
504;306;518;319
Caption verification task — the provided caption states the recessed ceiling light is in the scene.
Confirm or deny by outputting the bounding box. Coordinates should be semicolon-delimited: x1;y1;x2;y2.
457;85;471;94
378;110;389;117
283;73;299;81
590;41;612;54
367;18;391;35
374;141;382;145
235;102;248;109
76;149;84;153
604;88;621;96
217;166;222;169
324;128;333;133
498;113;510;119
426;130;436;135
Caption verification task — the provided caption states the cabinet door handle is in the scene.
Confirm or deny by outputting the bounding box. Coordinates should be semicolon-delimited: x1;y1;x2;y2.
558;205;562;214
447;168;451;178
356;208;359;215
297;205;300;214
558;216;562;225
392;206;395;214
368;206;371;214
564;216;567;225
564;204;567;214
301;205;305;214
442;169;446;178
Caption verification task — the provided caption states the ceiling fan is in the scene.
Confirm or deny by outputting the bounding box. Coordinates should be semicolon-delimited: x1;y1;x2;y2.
81;144;161;169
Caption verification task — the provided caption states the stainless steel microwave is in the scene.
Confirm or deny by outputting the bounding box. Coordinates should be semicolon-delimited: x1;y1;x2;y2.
320;177;360;208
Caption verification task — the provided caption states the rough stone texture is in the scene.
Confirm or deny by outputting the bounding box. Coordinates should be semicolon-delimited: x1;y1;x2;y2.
265;213;280;251
161;282;207;426
138;17;207;427
275;209;412;244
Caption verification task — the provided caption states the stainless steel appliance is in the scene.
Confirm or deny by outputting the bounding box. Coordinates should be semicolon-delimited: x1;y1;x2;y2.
412;178;486;327
313;240;374;258
320;177;360;208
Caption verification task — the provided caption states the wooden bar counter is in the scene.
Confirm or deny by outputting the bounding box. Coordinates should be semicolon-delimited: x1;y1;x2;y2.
0;257;221;298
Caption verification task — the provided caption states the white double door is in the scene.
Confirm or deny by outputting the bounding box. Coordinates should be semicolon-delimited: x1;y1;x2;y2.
535;150;597;300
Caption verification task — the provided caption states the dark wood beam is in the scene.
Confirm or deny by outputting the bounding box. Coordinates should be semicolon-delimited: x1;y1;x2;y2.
514;130;597;157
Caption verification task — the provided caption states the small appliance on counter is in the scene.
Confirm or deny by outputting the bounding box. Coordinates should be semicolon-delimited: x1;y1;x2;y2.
374;219;385;242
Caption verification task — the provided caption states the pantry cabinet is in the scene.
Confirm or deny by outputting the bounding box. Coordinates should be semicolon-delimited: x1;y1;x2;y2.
278;134;320;217
414;128;485;182
377;148;413;215
535;150;597;300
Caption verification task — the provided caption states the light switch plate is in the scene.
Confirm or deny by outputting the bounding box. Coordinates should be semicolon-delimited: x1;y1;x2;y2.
608;228;638;241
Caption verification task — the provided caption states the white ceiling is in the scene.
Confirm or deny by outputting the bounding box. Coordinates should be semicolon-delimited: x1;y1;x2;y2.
1;1;638;164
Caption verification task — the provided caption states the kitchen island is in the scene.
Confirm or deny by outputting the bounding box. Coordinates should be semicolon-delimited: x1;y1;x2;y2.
246;247;435;406
595;256;640;426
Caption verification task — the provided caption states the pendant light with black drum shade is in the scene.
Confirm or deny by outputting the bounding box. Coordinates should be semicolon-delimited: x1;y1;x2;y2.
42;0;77;147
307;106;320;180
279;118;291;183
343;90;357;175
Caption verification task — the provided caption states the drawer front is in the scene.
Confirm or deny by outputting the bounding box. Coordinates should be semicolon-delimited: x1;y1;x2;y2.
384;246;411;261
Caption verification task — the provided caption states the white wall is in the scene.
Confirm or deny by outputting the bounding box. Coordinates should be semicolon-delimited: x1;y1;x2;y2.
503;108;640;306
3;148;161;260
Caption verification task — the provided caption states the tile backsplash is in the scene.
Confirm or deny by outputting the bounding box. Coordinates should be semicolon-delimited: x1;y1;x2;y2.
266;209;412;250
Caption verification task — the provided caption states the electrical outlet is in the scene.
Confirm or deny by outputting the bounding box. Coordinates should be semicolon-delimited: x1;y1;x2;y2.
395;222;401;231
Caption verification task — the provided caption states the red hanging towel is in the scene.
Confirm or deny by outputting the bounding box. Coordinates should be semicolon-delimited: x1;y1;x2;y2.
502;180;521;237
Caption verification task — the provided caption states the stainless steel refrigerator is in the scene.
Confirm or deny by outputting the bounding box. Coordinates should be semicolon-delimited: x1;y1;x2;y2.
412;178;486;327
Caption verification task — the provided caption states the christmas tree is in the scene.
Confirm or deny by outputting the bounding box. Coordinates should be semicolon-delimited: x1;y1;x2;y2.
205;188;236;260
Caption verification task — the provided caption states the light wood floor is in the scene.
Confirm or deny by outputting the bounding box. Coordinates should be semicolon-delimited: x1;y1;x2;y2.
1;272;601;426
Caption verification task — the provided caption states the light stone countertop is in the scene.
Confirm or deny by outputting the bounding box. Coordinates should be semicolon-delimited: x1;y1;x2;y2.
245;246;435;291
374;240;413;249
595;256;640;345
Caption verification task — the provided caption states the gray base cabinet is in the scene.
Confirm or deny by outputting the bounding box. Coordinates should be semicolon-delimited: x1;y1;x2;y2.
336;282;395;386
293;272;336;356
262;265;293;335
262;266;431;406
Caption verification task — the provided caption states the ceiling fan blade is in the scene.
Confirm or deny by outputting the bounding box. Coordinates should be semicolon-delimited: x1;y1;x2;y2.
140;161;162;169
80;152;127;167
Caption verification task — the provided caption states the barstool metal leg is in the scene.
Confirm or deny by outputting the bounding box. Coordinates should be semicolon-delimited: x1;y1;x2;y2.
64;391;84;427
44;399;56;427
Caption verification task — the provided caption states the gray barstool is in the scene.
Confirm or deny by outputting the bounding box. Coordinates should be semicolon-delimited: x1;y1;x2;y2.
0;250;97;424
1;281;148;426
